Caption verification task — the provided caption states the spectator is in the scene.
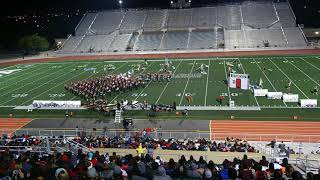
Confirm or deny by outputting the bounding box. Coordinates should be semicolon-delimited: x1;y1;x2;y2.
165;159;177;177
239;164;254;180
274;158;282;170
267;163;275;178
228;167;240;180
255;165;268;180
291;171;303;180
260;156;269;167
153;166;171;180
306;172;314;180
219;161;229;180
271;169;283;180
186;163;202;178
197;156;207;169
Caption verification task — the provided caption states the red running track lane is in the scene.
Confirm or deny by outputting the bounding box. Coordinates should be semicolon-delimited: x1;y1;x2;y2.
0;118;32;135
210;120;320;142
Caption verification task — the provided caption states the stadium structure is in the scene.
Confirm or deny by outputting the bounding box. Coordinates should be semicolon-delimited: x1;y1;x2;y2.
59;1;308;54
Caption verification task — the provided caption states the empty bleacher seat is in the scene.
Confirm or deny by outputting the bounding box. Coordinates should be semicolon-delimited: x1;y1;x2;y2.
283;28;307;47
217;5;241;30
188;30;215;49
143;10;165;31
75;13;97;36
61;36;83;52
91;11;125;35
191;7;216;29
242;2;278;28
134;32;163;51
166;9;192;29
274;2;296;28
76;35;114;52
120;10;146;32
109;34;132;52
160;31;189;50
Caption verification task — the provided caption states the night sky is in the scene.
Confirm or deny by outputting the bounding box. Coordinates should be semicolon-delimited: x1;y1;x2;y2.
0;0;319;50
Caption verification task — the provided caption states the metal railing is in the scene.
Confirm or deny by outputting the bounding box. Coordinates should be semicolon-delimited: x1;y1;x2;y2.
1;128;318;143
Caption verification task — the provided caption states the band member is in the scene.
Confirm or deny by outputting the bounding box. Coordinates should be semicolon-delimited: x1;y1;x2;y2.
311;86;318;95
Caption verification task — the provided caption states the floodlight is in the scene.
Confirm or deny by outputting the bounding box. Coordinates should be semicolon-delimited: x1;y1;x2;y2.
119;0;123;4
315;32;319;35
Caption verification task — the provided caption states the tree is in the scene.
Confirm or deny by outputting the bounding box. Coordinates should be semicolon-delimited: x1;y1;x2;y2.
18;34;49;54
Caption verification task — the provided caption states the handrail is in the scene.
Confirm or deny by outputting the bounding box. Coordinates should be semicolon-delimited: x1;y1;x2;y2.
4;128;319;144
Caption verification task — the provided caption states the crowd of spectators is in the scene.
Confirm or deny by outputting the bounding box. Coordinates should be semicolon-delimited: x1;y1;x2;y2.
72;134;255;153
0;134;320;179
0;133;255;153
1;147;317;180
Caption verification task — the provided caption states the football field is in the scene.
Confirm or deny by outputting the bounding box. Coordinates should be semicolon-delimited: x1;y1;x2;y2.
0;56;320;116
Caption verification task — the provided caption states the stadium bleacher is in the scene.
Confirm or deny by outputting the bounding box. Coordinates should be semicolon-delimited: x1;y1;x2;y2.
1;133;317;179
90;11;125;35
160;31;189;50
241;1;278;29
75;13;97;36
108;33;132;52
76;35;114;52
143;10;165;31
60;1;307;54
134;32;163;51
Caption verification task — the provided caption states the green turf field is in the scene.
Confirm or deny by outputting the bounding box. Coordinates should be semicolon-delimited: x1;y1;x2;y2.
0;55;320;119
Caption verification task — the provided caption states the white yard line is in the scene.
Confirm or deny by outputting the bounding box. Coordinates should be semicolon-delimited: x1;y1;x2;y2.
134;63;163;102
300;57;320;71
0;64;50;91
17;63;103;106
0;64;73;99
155;60;183;104
204;59;211;106
253;58;287;107
269;58;309;99
68;62;129;101
179;60;196;106
287;58;320;87
223;60;231;102
0;64;42;84
238;58;260;107
110;62;155;103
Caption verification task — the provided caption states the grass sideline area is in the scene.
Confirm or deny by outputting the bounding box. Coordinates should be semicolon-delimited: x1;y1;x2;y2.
0;55;320;120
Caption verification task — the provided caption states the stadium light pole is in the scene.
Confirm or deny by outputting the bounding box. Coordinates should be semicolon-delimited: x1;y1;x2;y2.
118;0;123;9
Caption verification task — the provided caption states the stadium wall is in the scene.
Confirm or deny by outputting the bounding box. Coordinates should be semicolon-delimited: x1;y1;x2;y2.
1;48;320;67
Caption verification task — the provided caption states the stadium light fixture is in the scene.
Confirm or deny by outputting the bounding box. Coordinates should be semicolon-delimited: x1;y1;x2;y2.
189;0;191;3
315;31;319;35
170;1;173;4
119;0;123;4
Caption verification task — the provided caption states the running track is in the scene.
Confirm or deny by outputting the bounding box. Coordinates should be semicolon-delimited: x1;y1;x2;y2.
0;118;32;135
210;120;320;142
